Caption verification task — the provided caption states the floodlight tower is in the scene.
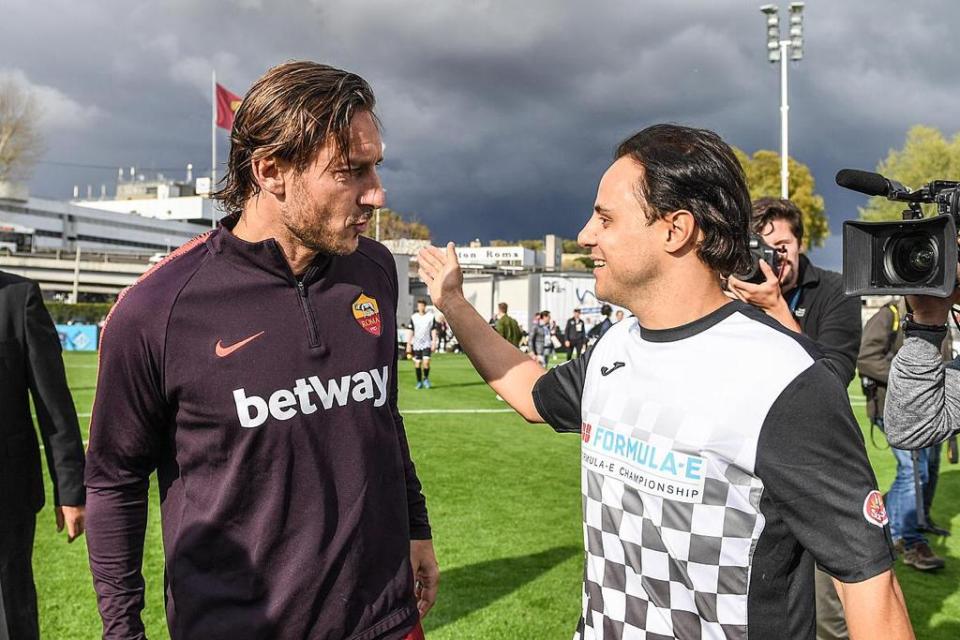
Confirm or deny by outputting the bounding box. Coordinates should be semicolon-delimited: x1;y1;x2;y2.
760;2;804;199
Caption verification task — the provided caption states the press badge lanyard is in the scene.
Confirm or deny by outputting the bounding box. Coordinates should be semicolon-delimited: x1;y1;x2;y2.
788;286;803;314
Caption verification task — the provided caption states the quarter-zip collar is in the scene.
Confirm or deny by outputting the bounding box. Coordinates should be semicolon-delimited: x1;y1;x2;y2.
208;212;331;286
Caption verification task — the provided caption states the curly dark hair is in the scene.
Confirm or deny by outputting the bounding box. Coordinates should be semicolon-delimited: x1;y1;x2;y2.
214;61;378;214
751;197;804;246
615;124;752;275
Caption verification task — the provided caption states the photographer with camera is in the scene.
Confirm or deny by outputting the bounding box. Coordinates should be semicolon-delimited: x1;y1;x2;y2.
727;198;862;385
727;197;863;640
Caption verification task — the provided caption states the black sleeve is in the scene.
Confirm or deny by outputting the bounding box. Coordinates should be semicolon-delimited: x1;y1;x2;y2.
532;349;591;433
85;297;166;639
24;282;86;506
756;360;895;582
387;263;430;538
811;285;862;386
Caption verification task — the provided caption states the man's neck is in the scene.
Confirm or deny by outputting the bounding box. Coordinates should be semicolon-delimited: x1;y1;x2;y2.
234;206;318;276
627;268;732;330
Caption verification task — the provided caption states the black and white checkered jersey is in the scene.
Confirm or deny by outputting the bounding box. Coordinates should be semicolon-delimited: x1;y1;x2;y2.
533;301;894;640
409;311;436;350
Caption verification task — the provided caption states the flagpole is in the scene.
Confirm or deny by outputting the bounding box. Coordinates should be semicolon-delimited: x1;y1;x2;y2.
211;69;217;230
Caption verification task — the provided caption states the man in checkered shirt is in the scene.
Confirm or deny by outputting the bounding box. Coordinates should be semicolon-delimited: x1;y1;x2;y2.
417;124;914;639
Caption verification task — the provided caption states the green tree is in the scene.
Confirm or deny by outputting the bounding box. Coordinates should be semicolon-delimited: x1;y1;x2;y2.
362;208;431;240
860;125;960;221
562;238;588;254
733;148;828;249
489;239;545;250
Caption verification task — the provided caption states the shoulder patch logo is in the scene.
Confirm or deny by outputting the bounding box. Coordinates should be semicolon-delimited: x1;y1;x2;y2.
352;293;382;336
863;490;888;527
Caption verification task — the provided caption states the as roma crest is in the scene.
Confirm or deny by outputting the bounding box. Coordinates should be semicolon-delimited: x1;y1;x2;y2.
352;293;381;336
863;490;888;527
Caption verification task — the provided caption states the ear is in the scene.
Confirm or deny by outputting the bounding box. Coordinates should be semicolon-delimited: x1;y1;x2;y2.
250;155;287;198
662;209;699;255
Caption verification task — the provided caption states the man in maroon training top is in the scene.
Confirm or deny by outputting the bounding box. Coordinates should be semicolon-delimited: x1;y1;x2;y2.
85;61;438;640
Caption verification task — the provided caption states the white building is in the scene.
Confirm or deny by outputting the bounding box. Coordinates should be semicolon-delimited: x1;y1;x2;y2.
73;170;218;225
0;183;211;299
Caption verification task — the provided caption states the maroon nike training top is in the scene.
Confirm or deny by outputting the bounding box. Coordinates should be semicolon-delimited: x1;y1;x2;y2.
85;214;430;640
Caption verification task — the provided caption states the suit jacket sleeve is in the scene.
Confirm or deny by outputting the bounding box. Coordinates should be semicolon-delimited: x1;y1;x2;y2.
24;282;85;506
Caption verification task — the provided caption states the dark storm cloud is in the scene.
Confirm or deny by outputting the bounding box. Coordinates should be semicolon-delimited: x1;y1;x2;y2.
3;0;959;269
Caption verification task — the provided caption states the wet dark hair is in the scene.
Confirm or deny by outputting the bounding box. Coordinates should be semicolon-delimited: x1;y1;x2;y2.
751;197;804;246
615;124;752;275
215;61;378;213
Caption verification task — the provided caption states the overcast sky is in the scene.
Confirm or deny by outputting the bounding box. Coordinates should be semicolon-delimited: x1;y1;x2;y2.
4;0;959;270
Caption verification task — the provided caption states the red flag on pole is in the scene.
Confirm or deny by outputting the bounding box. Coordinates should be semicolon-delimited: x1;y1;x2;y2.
215;83;242;130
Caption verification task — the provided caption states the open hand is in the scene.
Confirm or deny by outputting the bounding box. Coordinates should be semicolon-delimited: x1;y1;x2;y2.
418;243;464;313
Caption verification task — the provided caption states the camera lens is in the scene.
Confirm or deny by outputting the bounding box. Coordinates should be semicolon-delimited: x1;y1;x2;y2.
883;233;940;284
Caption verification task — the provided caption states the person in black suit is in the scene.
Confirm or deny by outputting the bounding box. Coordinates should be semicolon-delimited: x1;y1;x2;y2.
0;270;85;640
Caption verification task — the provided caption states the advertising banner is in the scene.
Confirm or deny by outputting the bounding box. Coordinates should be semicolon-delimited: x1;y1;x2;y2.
539;275;625;332
56;324;99;351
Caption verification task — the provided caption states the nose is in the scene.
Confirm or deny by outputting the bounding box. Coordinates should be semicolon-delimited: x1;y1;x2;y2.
577;218;596;249
361;186;386;209
360;172;386;209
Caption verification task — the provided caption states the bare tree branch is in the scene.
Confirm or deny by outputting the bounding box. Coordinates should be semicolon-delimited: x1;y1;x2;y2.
0;76;45;183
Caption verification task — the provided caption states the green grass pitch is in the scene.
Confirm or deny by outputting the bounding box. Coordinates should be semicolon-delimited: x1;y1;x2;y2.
30;352;960;638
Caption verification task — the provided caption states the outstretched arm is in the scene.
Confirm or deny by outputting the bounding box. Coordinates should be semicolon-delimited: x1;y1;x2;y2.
833;571;914;640
419;243;546;422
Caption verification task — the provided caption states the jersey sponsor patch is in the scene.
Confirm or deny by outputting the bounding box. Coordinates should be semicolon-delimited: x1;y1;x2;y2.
582;422;706;503
863;490;888;527
233;365;389;428
352;293;381;336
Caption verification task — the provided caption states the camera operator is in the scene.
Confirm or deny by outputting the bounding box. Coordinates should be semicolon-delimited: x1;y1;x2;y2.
884;281;960;449
859;298;950;571
727;197;863;640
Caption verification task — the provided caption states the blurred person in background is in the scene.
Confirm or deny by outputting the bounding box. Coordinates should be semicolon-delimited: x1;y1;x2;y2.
407;298;439;389
529;311;550;366
494;302;522;347
564;308;587;360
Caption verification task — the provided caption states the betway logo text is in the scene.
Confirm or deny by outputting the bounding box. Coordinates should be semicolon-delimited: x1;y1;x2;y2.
233;366;389;428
